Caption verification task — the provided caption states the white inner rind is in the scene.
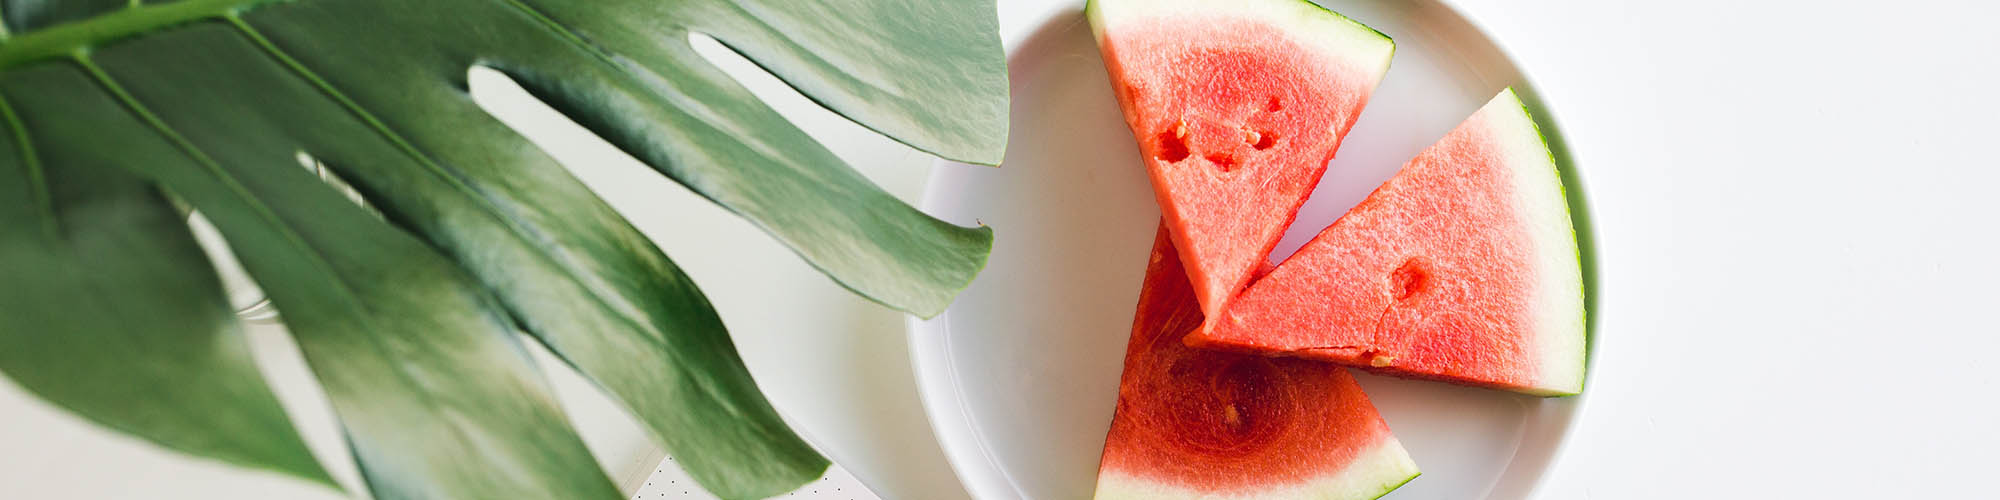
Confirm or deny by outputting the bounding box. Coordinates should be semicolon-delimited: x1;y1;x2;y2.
1085;0;1396;86
1094;436;1418;500
1480;88;1587;396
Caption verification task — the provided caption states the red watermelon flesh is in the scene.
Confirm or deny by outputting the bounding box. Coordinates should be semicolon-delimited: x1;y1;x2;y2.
1088;0;1395;325
1095;226;1418;500
1188;89;1588;396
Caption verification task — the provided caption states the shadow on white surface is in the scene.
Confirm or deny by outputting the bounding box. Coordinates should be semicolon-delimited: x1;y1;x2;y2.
630;457;880;500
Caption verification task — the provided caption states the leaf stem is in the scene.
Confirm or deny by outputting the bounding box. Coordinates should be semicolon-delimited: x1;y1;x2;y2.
0;0;287;70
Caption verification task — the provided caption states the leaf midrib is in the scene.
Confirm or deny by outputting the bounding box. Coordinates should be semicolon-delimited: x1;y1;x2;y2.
0;0;288;70
72;54;491;471
230;11;755;447
23;1;726;458
224;7;806;488
223;15;682;359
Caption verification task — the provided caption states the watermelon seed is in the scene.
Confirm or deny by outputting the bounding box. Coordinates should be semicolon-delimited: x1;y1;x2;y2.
1155;128;1190;162
1251;130;1276;150
1369;354;1396;368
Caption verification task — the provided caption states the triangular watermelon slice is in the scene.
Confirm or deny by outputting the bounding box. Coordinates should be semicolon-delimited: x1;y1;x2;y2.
1087;0;1396;324
1188;89;1588;396
1095;226;1419;500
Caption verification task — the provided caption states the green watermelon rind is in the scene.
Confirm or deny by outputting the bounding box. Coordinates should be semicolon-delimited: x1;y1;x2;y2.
1294;0;1394;43
1093;435;1420;500
1084;0;1397;87
1506;86;1600;397
1486;87;1589;397
1514;89;1593;396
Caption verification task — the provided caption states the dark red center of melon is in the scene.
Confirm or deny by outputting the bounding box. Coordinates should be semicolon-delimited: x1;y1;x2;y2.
1161;350;1293;455
1100;233;1391;492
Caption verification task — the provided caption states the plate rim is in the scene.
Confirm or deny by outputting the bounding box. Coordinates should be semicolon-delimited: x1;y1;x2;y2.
905;1;1603;498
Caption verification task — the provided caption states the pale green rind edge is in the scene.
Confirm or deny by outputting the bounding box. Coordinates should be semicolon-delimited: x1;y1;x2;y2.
1085;0;1396;79
1491;87;1592;397
1357;439;1422;500
1527;84;1601;398
1091;436;1420;500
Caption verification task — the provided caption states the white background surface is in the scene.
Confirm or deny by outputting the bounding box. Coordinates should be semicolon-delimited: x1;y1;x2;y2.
2;0;1997;499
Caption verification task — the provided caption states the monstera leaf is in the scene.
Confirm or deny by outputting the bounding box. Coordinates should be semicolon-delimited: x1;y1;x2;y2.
0;0;1005;498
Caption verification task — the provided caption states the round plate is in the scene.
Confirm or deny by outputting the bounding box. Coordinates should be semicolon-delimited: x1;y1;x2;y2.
908;1;1595;498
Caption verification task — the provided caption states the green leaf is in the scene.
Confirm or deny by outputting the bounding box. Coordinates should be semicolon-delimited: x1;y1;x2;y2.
521;0;1009;164
488;0;1008;316
5;58;623;499
0;0;1006;497
0;92;334;489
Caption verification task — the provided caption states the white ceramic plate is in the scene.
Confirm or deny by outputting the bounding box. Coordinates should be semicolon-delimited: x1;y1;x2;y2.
908;1;1596;498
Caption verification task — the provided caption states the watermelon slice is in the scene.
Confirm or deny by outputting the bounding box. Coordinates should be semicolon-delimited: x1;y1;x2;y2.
1087;0;1395;324
1095;226;1418;500
1188;89;1587;396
